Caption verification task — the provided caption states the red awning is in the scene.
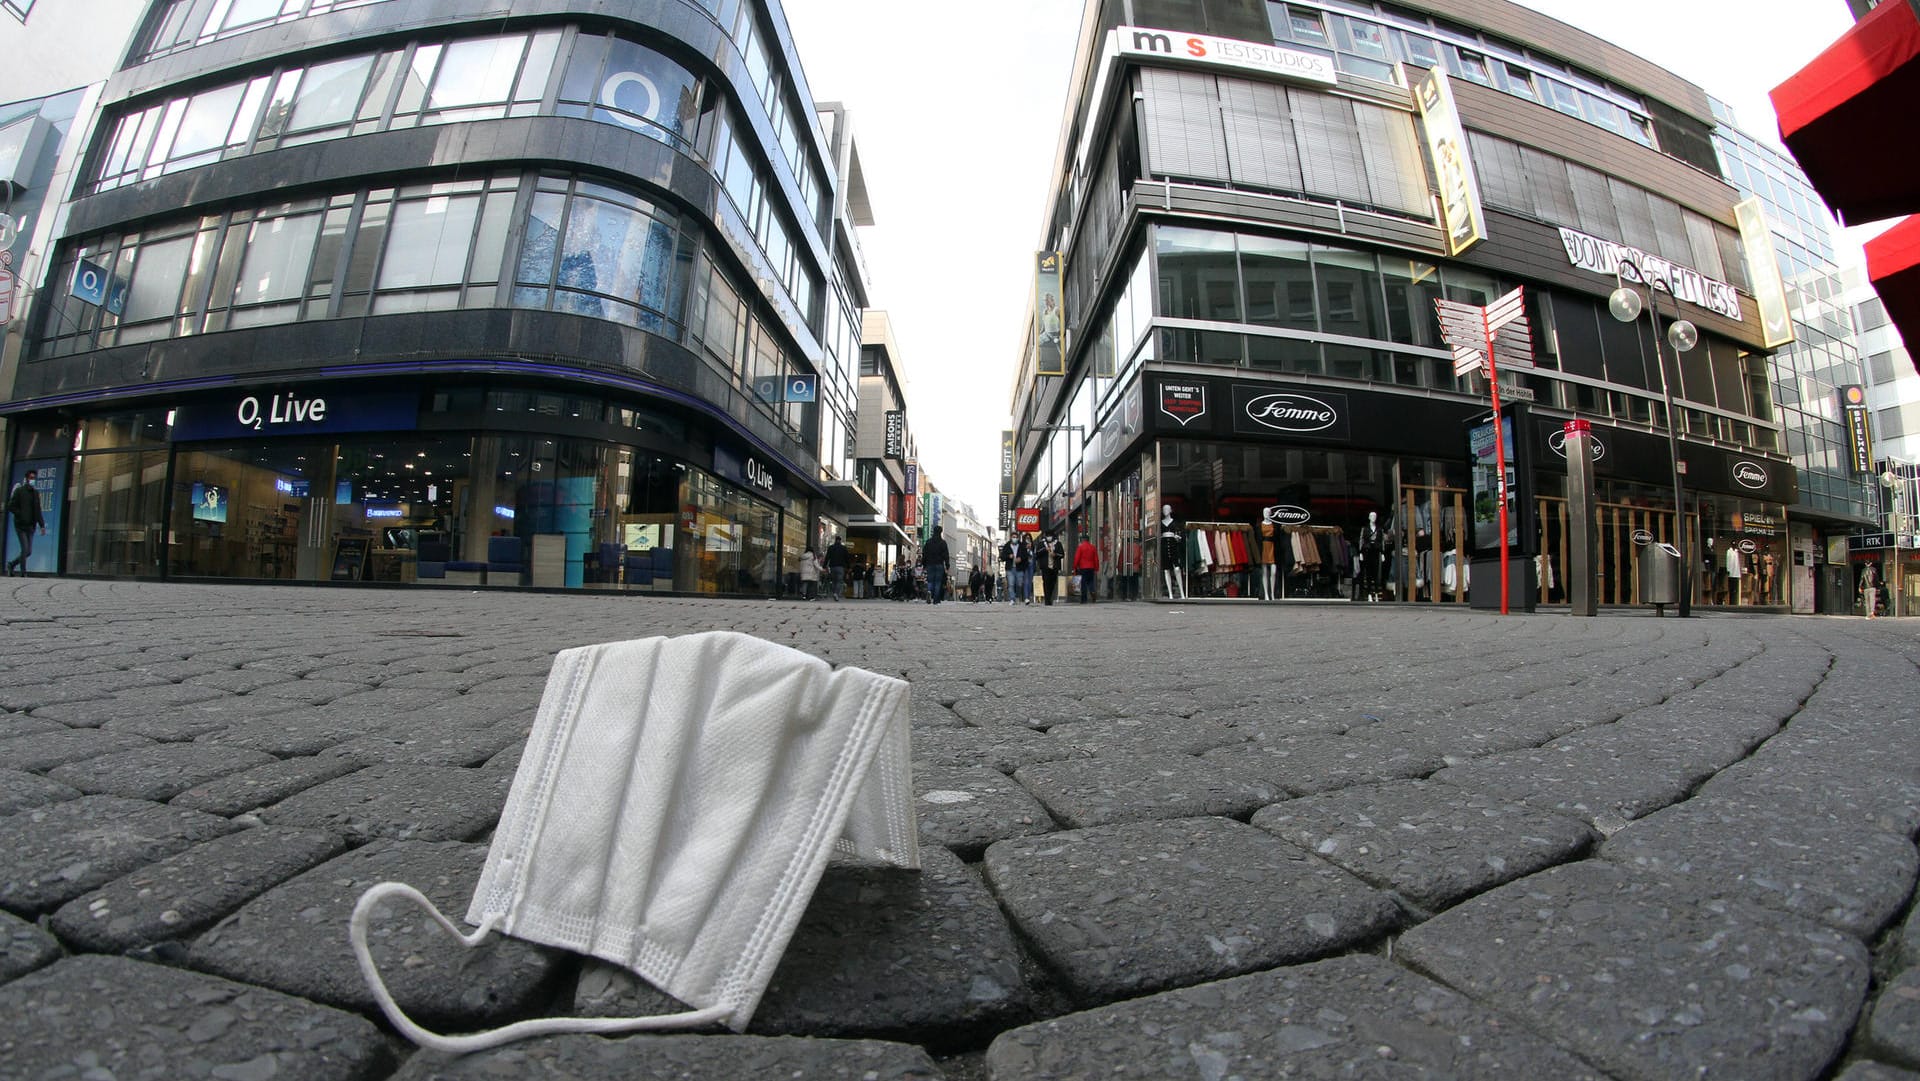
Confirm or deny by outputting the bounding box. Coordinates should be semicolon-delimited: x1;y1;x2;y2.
1867;215;1920;369
1772;0;1920;224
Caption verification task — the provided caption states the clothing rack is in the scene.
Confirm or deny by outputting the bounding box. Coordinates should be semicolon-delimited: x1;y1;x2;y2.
1183;521;1255;597
1279;524;1350;600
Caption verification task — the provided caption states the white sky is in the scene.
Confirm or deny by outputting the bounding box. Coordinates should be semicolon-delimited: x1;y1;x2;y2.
779;0;1861;518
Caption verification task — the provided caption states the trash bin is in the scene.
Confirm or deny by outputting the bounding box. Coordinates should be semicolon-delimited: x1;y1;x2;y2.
1638;542;1681;607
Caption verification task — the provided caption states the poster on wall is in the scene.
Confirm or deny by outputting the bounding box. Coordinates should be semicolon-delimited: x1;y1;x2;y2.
1735;198;1796;348
1841;384;1873;474
1035;252;1065;377
4;459;60;574
1413;68;1487;257
190;483;229;524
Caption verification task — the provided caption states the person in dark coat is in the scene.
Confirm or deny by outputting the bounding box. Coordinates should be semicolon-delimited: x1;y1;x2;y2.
920;526;952;604
824;535;849;601
6;470;46;576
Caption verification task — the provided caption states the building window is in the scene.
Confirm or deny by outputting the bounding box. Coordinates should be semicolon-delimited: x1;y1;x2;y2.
1287;7;1328;44
1450;48;1492;85
1542;77;1584;117
1400;33;1440;69
1499;62;1537;101
1344;18;1388;57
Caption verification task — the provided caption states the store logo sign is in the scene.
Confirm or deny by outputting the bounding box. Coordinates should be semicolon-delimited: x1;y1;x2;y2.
1242;393;1337;433
1547;428;1606;461
1118;26;1336;84
237;393;327;430
1263;505;1310;525
1159;383;1208;427
743;457;775;493
1631;528;1654;546
1732;461;1770;490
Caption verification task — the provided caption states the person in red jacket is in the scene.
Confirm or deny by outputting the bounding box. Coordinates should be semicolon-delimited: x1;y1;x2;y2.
1072;536;1099;604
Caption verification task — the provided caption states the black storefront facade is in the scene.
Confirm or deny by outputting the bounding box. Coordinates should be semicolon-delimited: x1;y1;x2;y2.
5;357;821;594
1076;369;1796;608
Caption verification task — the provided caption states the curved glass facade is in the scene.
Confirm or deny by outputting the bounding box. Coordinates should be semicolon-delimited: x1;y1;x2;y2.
91;22;823;313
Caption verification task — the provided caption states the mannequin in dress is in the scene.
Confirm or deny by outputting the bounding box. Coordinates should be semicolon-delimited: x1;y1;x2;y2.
1159;504;1186;600
1257;521;1278;600
1358;511;1387;602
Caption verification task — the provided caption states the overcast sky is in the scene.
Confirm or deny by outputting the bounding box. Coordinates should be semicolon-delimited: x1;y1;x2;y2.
779;0;1860;521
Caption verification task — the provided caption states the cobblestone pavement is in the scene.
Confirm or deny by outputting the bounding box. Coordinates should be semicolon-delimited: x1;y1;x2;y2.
1;580;1919;1080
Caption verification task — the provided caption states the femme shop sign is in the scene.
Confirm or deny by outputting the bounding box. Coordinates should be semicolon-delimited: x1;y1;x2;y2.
1230;385;1350;442
1557;227;1743;321
170;389;420;441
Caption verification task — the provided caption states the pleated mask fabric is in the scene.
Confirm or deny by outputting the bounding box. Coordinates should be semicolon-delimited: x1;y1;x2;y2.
349;631;918;1053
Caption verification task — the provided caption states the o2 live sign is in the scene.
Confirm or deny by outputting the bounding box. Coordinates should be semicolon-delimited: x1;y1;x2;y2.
170;389;420;441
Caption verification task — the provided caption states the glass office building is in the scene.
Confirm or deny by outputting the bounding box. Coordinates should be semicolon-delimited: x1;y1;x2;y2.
1013;0;1800;609
2;0;863;592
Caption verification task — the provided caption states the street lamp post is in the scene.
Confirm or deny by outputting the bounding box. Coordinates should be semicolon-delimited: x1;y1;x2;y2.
1609;259;1699;617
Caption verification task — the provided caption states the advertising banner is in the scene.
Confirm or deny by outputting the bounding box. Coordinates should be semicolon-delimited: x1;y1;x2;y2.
1556;226;1742;321
903;463;918;528
4;459;60;574
1413;68;1486;257
1735;198;1796;348
1158;382;1208;427
1841;384;1873;474
1035;252;1065;377
1000;430;1015;495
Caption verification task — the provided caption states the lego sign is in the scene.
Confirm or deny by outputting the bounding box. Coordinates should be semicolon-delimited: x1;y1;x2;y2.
1014;508;1041;533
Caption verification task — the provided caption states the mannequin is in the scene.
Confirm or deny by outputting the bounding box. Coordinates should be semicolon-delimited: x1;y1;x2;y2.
1257;521;1278;600
1159;504;1186;599
1358;511;1387;602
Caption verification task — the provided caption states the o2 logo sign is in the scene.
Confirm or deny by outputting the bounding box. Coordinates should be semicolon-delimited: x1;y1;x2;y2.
237;392;328;430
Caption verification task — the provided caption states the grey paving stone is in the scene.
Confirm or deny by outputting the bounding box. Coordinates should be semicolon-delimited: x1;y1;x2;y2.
0;795;241;915
0;713;67;738
0;768;79;815
0;675;137;712
324;685;470;711
0;953;390;1080
1202;734;1444;796
1014;754;1279;828
171;754;366;816
189;839;565;1026
983;817;1399;1005
34;692;302;740
1045;715;1246;758
1835;1061;1920;1081
186;666;304;694
259;762;511;842
390;1033;944;1080
1601;794;1919;938
1396;860;1869;1081
246;678;377;705
46;742;277;801
579;847;1030;1044
1701;752;1920;838
198;707;379;756
1251;780;1597;912
911;725;1091;775
985;953;1609;1081
1868;968;1920;1070
1076;690;1208;718
33;682;232;723
324;721;525;768
913;765;1056;859
1190;701;1362;735
1427;743;1700;827
1;908;61;983
0;728;154;770
50;825;349;952
914;679;991;705
911;699;966;728
954;694;1111;729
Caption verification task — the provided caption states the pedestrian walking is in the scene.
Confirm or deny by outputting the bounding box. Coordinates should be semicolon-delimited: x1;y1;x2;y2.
824;534;849;601
1011;535;1034;605
1861;562;1880;619
999;537;1015;605
6;470;45;576
873;561;888;599
799;547;819;600
1038;535;1063;605
1073;534;1100;603
921;526;952;604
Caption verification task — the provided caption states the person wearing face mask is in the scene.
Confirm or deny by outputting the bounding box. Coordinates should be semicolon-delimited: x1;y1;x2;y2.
1037;534;1064;605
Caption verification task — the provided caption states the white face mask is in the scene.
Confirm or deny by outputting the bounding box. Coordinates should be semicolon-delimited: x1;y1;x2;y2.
349;631;918;1053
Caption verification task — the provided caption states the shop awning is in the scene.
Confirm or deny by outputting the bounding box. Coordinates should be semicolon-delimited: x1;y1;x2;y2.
821;478;884;518
846;517;910;545
1867;215;1920;368
1771;0;1920;224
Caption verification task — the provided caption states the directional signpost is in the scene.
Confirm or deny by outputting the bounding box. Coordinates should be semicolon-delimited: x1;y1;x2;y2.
1436;287;1533;613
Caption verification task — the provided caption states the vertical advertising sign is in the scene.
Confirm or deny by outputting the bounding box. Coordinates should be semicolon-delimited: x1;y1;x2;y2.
4;459;61;574
1841;384;1874;474
1035;252;1065;377
1000;430;1016;495
1414;68;1487;257
884;410;905;460
1735;198;1796;349
903;463;918;529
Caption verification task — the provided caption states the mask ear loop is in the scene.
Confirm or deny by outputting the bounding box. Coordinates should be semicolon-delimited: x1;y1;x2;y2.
350;881;731;1054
